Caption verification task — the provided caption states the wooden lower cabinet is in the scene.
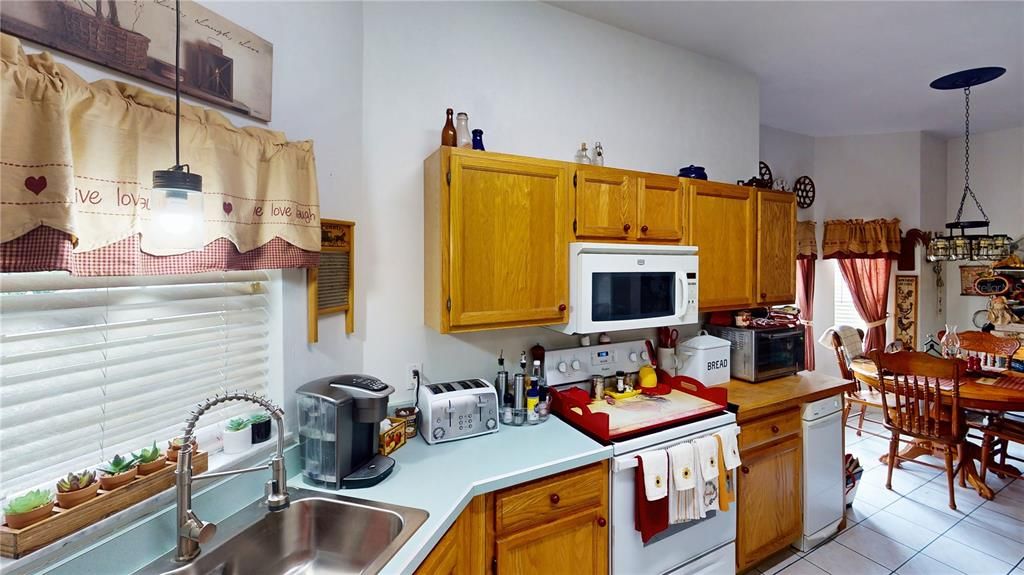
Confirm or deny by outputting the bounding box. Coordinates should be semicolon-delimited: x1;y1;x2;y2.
416;462;609;575
496;507;608;575
736;432;803;571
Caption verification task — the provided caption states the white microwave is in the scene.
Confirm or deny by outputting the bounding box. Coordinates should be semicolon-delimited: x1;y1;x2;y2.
554;243;699;334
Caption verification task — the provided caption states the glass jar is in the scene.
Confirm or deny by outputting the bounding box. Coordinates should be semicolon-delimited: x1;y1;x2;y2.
950;236;971;260
927;236;950;261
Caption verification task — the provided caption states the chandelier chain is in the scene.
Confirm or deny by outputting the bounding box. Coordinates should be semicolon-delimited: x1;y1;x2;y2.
954;86;989;223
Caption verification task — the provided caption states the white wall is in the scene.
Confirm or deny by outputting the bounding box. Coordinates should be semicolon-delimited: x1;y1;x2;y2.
944;126;1024;331
759;125;814;190
918;133;948;342
361;1;760;403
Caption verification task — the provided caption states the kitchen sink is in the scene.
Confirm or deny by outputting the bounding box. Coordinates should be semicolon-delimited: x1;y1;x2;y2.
135;488;428;575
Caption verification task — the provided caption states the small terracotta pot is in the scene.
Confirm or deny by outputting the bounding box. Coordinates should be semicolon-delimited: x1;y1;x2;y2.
99;468;137;490
56;481;99;509
5;501;54;529
137;455;167;476
166;439;198;463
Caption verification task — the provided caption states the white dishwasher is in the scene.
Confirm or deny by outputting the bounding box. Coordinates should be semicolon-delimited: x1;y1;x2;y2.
794;394;845;551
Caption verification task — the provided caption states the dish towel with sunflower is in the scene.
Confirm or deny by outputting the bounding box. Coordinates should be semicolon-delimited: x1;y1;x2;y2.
634;450;669;543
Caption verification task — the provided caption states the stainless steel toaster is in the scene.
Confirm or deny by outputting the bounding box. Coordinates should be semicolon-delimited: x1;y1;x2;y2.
417;378;499;444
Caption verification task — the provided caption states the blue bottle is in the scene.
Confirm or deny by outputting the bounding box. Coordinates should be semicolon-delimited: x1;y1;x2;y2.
471;129;485;151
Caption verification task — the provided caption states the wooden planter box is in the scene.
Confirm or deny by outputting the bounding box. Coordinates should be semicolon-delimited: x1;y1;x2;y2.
0;451;209;558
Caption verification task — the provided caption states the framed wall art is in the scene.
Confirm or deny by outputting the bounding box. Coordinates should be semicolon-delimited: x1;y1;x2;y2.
893;275;918;351
1;0;273;121
959;265;990;296
307;219;354;343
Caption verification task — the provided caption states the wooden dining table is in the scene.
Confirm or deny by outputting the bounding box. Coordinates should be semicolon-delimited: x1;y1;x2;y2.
849;358;1024;500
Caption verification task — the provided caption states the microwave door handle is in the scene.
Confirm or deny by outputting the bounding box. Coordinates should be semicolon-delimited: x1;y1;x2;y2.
677;276;689;318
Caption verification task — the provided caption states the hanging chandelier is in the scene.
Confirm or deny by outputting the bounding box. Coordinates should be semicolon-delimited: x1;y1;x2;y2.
926;66;1012;262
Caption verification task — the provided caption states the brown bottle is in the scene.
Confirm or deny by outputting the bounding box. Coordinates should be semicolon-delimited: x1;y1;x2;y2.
441;108;457;146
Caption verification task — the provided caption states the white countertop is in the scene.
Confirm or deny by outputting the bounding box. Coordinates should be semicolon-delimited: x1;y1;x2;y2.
290;417;612;575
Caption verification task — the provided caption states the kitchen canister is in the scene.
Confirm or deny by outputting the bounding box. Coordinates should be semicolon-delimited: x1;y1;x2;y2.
676;330;732;386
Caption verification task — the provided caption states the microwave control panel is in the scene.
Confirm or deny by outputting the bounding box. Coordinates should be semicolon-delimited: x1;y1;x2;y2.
545;340;654;387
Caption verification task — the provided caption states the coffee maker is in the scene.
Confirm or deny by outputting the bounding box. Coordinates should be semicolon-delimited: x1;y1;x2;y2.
296;374;395;489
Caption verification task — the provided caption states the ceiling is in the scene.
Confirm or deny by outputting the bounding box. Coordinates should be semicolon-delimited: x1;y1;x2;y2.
551;1;1024;138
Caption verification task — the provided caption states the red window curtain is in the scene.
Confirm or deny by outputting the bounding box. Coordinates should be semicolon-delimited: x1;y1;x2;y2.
837;258;892;353
797;259;815;371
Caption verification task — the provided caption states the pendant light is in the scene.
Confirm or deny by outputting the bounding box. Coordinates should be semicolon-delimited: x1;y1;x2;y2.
144;0;204;252
926;67;1011;262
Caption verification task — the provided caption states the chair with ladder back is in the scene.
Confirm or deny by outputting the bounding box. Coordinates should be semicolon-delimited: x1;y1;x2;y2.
831;328;888;438
869;350;968;510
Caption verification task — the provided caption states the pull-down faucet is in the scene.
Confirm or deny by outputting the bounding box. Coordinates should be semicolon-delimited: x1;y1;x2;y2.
174;392;290;562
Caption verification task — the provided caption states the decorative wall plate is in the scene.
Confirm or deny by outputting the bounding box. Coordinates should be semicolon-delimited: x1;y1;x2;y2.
793;176;815;209
759;161;773;187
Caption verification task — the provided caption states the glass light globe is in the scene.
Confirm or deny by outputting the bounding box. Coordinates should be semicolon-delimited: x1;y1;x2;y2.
143;169;204;252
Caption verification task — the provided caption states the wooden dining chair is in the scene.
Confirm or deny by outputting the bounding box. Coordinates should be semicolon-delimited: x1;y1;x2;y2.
952;331;1024;482
832;329;888;439
869;350;968;510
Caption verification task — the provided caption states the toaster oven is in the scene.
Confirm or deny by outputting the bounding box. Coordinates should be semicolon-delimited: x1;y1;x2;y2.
418;378;499;444
705;325;805;382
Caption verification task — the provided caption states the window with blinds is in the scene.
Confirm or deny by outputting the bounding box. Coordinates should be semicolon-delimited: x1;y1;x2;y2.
0;271;271;498
833;262;866;331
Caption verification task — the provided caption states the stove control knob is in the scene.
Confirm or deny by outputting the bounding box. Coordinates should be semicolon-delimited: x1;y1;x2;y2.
557;361;569;374
629;352;639;363
486;418;497;430
432;427;445;440
571;359;582;371
640;350;649;361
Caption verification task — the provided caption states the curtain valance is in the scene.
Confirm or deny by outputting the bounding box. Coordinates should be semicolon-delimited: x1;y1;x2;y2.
797;220;817;260
1;34;320;273
822;218;901;260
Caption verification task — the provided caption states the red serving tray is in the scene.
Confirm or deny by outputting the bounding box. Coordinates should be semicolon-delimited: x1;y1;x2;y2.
549;370;729;443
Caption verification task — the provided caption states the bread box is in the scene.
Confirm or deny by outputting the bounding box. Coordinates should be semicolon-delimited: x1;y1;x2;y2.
676;330;732;386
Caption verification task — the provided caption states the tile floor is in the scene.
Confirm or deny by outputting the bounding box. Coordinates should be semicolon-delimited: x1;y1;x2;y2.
751;413;1024;575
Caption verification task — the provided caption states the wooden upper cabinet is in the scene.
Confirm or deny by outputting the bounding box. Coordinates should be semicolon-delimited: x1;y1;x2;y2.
573;166;636;240
637;173;686;242
424;147;570;333
756;190;797;305
687;179;756;311
736;434;803;571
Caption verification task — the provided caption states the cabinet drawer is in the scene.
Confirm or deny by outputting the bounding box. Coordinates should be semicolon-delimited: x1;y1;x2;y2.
739;409;801;452
495;462;605;534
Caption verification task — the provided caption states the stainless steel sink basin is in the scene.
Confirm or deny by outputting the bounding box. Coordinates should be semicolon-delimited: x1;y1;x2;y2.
136;488;428;575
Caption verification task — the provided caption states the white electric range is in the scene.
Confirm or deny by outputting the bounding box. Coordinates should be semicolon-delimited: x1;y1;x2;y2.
545;340;738;575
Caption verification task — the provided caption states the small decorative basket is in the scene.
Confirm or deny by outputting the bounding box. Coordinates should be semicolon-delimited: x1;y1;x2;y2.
379;417;407;456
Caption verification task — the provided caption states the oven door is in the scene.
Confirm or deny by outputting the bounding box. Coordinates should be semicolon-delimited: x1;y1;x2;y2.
752;328;806;380
610;429;737;575
577;251;697;333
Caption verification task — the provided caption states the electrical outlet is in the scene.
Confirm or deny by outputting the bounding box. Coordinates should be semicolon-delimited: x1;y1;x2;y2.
406;363;422;391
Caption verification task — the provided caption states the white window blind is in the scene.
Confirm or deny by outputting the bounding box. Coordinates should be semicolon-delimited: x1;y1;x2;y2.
833;262;866;332
0;271;271;498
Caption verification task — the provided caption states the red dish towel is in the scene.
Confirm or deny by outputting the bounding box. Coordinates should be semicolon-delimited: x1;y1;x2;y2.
635;453;669;543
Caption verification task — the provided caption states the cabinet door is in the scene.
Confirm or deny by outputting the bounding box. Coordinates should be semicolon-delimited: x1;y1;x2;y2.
415;519;461;575
496;508;608;575
736;435;803;571
756;190;797;305
449;153;569;330
637;173;686;242
687;180;756;311
574;166;636;240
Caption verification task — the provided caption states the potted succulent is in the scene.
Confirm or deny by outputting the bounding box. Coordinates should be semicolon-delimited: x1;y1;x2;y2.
98;454;138;490
3;489;54;529
249;413;272;445
133;441;167;475
55;470;99;509
223;417;252;454
166;436;198;463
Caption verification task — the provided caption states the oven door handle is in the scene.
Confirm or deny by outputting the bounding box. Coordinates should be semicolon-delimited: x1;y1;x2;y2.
763;330;804;340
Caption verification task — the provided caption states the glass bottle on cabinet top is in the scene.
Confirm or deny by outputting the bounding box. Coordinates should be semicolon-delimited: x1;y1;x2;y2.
441;108;457;147
471;129;485;151
574;142;591;164
592;142;604;166
455;112;471;148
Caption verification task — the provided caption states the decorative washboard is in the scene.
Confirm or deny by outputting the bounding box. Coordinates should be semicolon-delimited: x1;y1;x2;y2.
307;219;354;342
